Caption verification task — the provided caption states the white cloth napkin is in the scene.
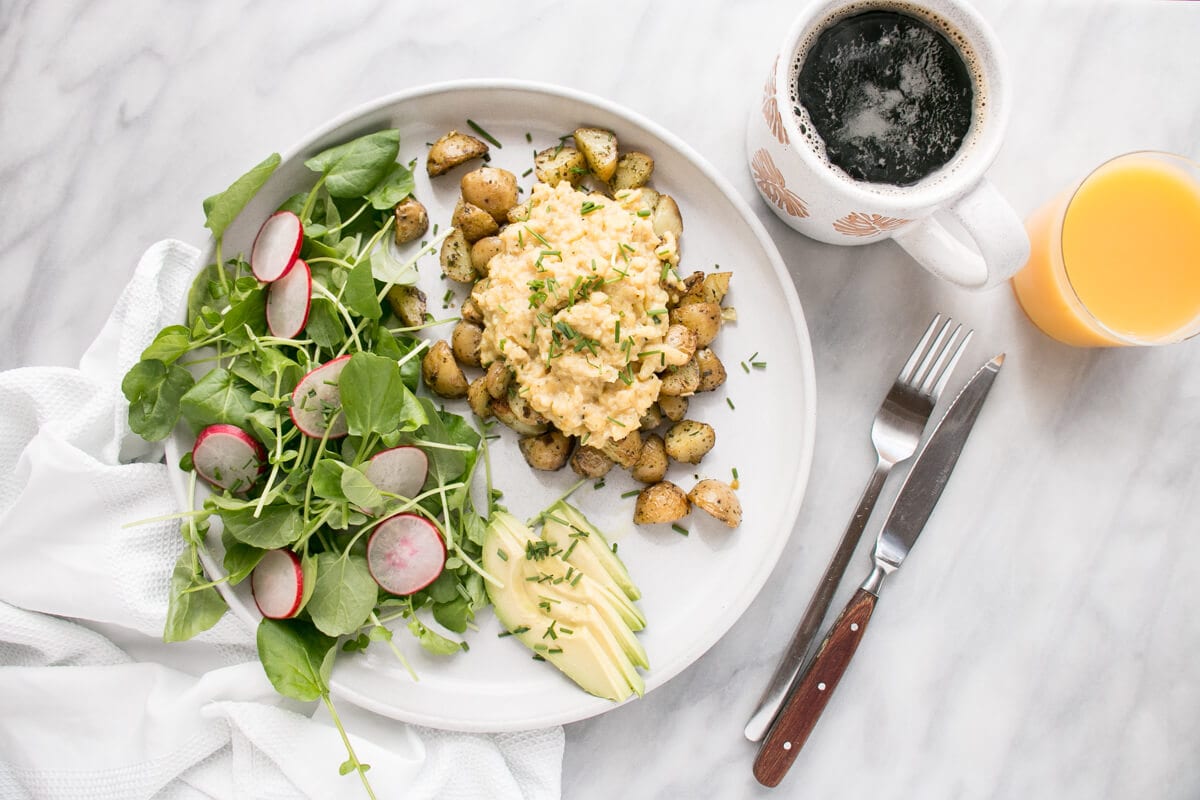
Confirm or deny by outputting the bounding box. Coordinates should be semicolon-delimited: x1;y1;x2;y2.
0;240;564;800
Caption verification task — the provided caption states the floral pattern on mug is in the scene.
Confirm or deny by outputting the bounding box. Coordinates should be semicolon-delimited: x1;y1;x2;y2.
762;58;788;146
751;149;808;218
833;211;911;237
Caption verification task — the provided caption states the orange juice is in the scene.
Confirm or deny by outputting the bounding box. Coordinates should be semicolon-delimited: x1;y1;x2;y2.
1011;153;1200;346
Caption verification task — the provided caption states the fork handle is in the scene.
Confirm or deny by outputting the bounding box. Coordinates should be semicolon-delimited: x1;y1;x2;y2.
753;588;878;787
743;459;890;741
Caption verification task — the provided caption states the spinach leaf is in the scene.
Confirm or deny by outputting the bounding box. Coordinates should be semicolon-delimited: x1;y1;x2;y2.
179;368;261;431
187;262;238;325
365;162;415;210
203;153;282;240
222;504;303;549
303;130;400;199
339;352;426;437
222;289;267;345
163;549;228;642
395;337;424;393
307;553;377;637
304;298;344;351
432;596;471;634
407;617;462;656
122;359;195;441
221;527;265;585
343;257;382;321
311;458;381;512
141;326;193;365
255;618;335;702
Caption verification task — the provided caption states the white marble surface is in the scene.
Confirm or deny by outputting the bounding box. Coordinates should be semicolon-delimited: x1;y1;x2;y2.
3;0;1200;797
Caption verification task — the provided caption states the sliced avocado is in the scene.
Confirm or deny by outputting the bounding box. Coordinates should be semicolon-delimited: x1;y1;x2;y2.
482;512;639;702
548;501;640;601
542;577;649;670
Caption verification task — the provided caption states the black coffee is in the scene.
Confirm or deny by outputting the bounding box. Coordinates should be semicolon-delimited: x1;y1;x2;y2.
793;9;974;186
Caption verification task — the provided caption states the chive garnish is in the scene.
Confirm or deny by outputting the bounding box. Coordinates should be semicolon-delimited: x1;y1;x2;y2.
620;489;640;499
741;361;751;373
606;416;626;427
727;397;736;410
594;479;606;490
522;167;533;177
672;524;689;536
637;209;652;217
525;132;533;143
467;119;502;148
497;549;508;561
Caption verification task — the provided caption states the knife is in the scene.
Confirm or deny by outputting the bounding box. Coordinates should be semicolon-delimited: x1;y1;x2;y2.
752;353;1005;788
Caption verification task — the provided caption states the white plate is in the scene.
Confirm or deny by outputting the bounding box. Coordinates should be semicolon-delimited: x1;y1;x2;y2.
166;79;816;732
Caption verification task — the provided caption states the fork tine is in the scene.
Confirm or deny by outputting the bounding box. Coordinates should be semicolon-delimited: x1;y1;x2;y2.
898;314;943;383
918;323;964;396
926;328;975;399
911;317;954;389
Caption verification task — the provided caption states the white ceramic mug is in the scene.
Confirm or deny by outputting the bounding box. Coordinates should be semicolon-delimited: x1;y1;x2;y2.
747;0;1029;289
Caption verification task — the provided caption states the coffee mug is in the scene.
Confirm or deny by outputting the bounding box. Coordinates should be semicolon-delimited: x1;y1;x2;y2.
747;0;1029;290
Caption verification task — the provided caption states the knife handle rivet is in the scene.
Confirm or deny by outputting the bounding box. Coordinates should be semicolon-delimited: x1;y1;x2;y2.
817;682;826;691
850;623;859;631
783;742;793;751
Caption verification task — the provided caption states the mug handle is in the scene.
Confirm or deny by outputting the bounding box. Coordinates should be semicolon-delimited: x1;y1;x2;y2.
892;178;1030;290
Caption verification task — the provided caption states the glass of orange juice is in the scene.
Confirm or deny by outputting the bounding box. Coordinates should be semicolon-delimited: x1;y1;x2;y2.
1011;151;1200;346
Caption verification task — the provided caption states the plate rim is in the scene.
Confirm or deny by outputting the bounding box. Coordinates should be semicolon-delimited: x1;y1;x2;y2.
170;78;818;731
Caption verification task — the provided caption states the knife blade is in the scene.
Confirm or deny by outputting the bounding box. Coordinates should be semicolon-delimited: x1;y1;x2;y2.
752;353;1005;788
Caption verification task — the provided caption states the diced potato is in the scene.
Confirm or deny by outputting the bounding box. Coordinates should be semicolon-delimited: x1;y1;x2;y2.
534;145;588;186
639;404;663;431
631;434;668;484
659;358;700;397
461;167;520;222
610;152;654;191
506;199;533;224
422;340;469;399
491;392;548;436
651;194;683;241
470;236;504;278
484;360;511;399
519;431;572;471
600;429;643;469
393;197;429;244
657;394;688;422
688;479;742;528
680;272;733;306
570;445;614;479
663;324;698;364
440;228;476;283
695;348;727;392
633;481;690;525
669;302;722;348
573;127;619;182
466;376;491;418
461;295;484;325
385;284;427;328
427;131;489;177
451;199;499;243
451;320;483;367
664;420;715;464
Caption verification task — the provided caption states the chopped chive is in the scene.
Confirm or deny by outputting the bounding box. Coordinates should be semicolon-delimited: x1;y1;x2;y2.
522;167;533;177
752;361;767;369
570;572;583;586
548;647;563;654
637;209;652;217
607;416;626;427
467;119;502;148
525;226;550;247
749;351;759;361
611;543;618;554
593;478;606;490
672;524;689;536
525;131;533;143
620;489;640;499
646;308;668;317
562;539;579;561
512;626;530;634
497;630;513;638
559;626;574;635
732;467;739;480
727;397;736;410
497;548;509;561
741;361;751;373
614;320;621;343
532;654;546;661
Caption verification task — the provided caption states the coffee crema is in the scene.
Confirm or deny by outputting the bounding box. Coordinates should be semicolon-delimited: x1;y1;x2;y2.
791;7;977;187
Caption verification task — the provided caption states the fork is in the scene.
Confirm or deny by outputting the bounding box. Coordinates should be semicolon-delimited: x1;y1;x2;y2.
743;314;973;742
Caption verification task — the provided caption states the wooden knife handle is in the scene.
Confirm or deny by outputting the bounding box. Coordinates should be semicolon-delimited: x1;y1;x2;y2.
752;588;877;787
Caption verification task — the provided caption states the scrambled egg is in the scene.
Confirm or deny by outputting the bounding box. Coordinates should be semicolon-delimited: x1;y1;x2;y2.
473;181;684;444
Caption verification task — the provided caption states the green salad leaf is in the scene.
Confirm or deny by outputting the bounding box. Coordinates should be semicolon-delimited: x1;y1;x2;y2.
304;129;400;198
203;153;281;239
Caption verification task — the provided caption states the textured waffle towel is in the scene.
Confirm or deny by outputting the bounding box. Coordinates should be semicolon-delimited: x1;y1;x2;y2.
0;240;564;800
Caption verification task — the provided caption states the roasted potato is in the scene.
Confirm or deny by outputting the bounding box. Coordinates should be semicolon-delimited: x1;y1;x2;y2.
519;431;572;471
680;272;733;306
534;145;588;186
470;236;504;277
393;197;429;244
451;320;483;367
600;429;643;469
484;360;511;399
695;348;727;392
688;479;742;528
631;434;668;484
491;392;548;436
385;284;427;328
664;419;715;464
451;199;499;243
466;376;491;418
427;131;489;177
461;167;519;222
639;404;663;431
573;127;619;182
669;302;722;348
656;394;688;422
633;481;690;525
506;199;533;224
422;340;469;399
440;228;476;283
651;194;683;241
610;152;655;191
570;445;614;479
659;358;700;397
663;324;698;364
461;295;484;325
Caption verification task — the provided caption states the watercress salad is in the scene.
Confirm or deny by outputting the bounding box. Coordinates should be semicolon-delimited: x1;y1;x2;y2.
123;129;496;797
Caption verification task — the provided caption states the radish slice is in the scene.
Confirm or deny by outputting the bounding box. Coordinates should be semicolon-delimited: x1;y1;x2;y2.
365;446;428;499
251;549;304;619
367;514;446;595
266;258;312;339
251;210;302;282
192;423;266;493
289;355;350;439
